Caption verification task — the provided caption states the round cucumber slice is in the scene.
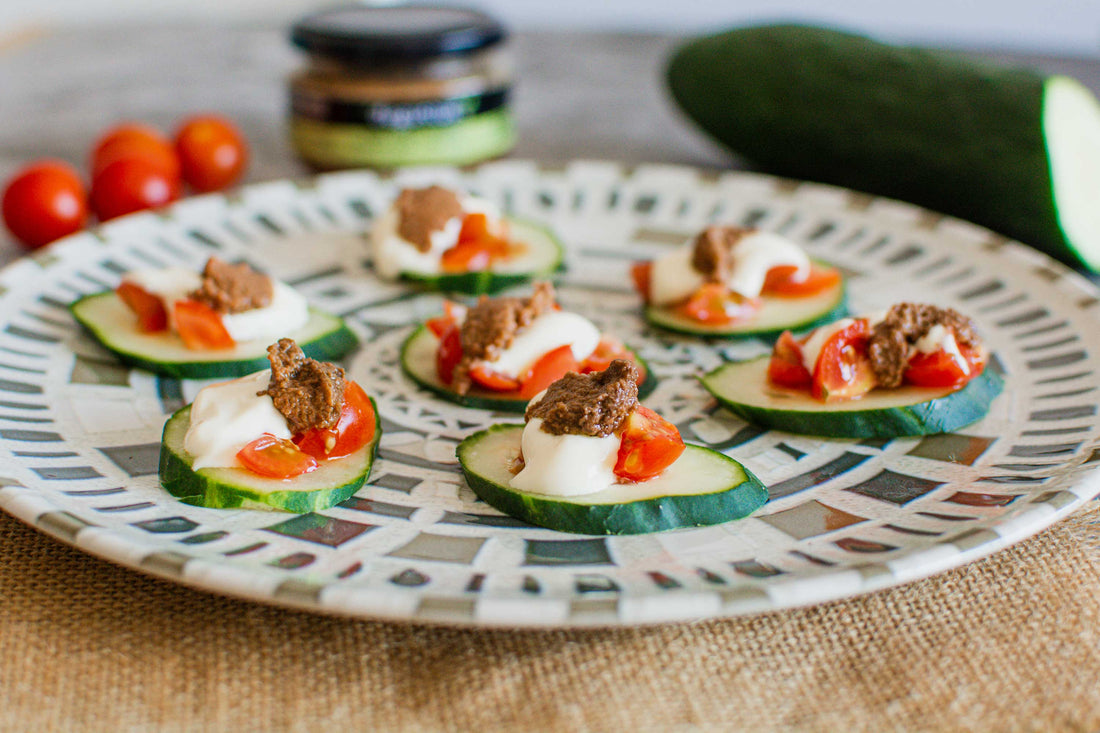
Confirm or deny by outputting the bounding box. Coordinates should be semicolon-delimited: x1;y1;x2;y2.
701;355;1004;438
644;279;847;339
400;324;657;413
159;402;380;512
70;291;358;379
396;218;564;295
457;424;768;535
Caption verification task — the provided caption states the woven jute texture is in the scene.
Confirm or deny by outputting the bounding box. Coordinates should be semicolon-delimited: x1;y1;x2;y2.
3;506;1100;733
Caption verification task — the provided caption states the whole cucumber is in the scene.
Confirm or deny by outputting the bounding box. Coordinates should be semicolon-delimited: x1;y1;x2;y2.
667;24;1100;272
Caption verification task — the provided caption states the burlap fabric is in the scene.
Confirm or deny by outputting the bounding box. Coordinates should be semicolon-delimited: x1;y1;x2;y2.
2;505;1099;732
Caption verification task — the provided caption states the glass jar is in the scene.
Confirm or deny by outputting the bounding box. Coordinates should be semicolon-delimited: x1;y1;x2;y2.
288;5;515;170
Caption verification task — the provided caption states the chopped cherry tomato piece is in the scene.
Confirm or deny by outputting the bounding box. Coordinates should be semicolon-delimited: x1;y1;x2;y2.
614;405;686;482
436;323;463;385
812;320;875;402
768;330;813;389
677;283;759;325
237;433;317;479
174;299;234;350
520;344;580;400
469;364;521;392
296;381;376;461
630;261;653;302
761;263;843;297
115;281;168;332
581;338;646;384
440;213;512;273
904;340;985;389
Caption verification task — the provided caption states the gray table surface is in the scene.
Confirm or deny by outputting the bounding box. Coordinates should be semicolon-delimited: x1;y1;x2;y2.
1;23;1099;267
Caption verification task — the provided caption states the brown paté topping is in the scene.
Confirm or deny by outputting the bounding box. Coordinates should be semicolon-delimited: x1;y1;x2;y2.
259;338;346;434
526;359;639;437
453;282;557;394
189;257;273;314
396;185;465;253
869;303;981;388
690;226;755;282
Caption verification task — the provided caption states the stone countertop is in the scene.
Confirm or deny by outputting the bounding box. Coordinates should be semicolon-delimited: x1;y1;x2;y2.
1;23;1098;265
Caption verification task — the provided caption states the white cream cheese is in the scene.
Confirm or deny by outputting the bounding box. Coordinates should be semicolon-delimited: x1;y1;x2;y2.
371;193;502;279
220;281;309;343
183;370;291;471
510;416;620;497
647;229;810;306
122;267;309;343
481;310;600;379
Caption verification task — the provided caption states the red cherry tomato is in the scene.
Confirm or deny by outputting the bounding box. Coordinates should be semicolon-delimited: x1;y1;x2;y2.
767;330;813;389
762;263;843;297
174;299;234;350
91;158;181;221
174;115;248;193
614;405;685;482
630;261;652;302
436;323;463;385
237;433;317;479
677;283;759;325
468;364;521;392
811;320;876;402
90;123;181;182
1;160;89;249
904;340;985;389
296;381;376;461
519;344;580;400
115;282;168;332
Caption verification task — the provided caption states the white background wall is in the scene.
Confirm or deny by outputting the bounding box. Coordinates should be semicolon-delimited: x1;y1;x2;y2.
1;0;1098;55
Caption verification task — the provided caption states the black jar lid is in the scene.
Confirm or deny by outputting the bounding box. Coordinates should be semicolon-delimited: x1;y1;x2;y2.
291;4;507;62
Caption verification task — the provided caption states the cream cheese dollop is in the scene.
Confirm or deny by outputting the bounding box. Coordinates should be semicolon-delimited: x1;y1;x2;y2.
371;193;503;279
183;370;291;471
648;229;811;306
510;415;620;497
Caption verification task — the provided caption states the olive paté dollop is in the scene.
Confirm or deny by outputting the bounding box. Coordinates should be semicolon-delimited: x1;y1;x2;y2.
690;225;755;283
395;185;465;253
189;257;274;315
453;281;557;394
260;338;346;434
869;303;981;388
525;359;639;437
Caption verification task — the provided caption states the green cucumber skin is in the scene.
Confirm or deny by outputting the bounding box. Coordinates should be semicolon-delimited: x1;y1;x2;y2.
70;295;358;380
457;425;769;535
701;358;1005;438
399;219;565;296
399;324;658;413
644;289;848;341
667;24;1076;268
159;401;381;512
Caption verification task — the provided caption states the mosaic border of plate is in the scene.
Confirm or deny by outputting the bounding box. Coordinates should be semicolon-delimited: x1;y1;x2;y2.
1;160;1099;628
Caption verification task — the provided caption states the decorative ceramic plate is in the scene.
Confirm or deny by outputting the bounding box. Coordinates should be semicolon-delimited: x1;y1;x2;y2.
2;161;1098;628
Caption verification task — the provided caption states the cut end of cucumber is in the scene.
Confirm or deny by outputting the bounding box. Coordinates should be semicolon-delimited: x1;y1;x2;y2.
400;324;657;413
701;355;1004;438
399;218;565;295
159;403;380;512
644;280;847;339
1044;75;1100;273
70;292;358;379
457;424;768;535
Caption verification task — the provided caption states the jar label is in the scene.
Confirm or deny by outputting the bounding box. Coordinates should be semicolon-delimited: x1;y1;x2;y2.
291;88;510;131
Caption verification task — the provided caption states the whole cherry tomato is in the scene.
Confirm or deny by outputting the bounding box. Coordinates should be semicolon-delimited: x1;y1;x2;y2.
1;160;89;250
91;158;181;221
174;115;248;192
90;123;181;183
